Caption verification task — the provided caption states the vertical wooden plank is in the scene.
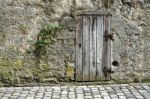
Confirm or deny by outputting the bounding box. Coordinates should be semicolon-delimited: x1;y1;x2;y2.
96;16;104;80
89;16;97;81
75;16;83;81
106;16;112;80
82;16;90;81
102;16;108;80
103;15;111;80
102;15;108;80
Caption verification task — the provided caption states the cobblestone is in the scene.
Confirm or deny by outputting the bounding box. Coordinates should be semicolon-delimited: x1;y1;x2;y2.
0;83;150;99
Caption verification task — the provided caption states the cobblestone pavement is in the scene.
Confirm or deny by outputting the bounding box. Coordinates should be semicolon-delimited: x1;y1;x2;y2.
0;83;150;99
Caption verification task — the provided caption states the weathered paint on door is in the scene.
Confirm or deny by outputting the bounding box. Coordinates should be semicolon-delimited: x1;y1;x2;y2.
75;14;112;81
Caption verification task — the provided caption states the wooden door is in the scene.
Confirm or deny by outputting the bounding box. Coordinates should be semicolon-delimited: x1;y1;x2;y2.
75;14;112;81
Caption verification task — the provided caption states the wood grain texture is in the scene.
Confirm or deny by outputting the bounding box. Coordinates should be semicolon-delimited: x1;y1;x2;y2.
75;16;83;81
89;16;97;81
96;16;104;80
82;16;90;81
106;16;112;80
75;15;111;81
103;16;111;80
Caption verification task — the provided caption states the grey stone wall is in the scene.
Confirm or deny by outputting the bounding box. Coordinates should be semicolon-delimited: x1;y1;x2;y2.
0;0;150;86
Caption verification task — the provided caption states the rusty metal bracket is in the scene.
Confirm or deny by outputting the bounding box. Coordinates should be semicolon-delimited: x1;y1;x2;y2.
104;32;114;41
103;66;114;74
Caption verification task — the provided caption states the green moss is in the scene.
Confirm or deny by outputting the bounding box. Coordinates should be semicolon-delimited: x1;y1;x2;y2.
66;64;74;80
0;59;23;69
141;77;150;83
19;24;28;35
39;64;49;71
0;58;24;85
35;24;64;57
103;0;114;8
133;76;141;83
32;68;41;76
13;60;23;70
0;67;16;85
0;82;4;87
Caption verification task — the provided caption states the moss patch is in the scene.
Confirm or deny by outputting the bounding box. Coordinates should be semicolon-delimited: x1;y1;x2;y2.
0;58;24;85
35;24;64;57
141;77;150;83
66;63;74;80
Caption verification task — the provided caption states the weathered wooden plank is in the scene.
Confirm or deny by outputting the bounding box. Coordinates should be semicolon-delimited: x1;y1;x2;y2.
82;16;90;81
75;16;83;81
102;16;108;80
103;16;111;80
96;16;104;80
106;16;112;80
89;16;97;81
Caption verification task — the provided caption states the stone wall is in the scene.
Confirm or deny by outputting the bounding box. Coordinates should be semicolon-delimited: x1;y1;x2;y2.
0;0;150;86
